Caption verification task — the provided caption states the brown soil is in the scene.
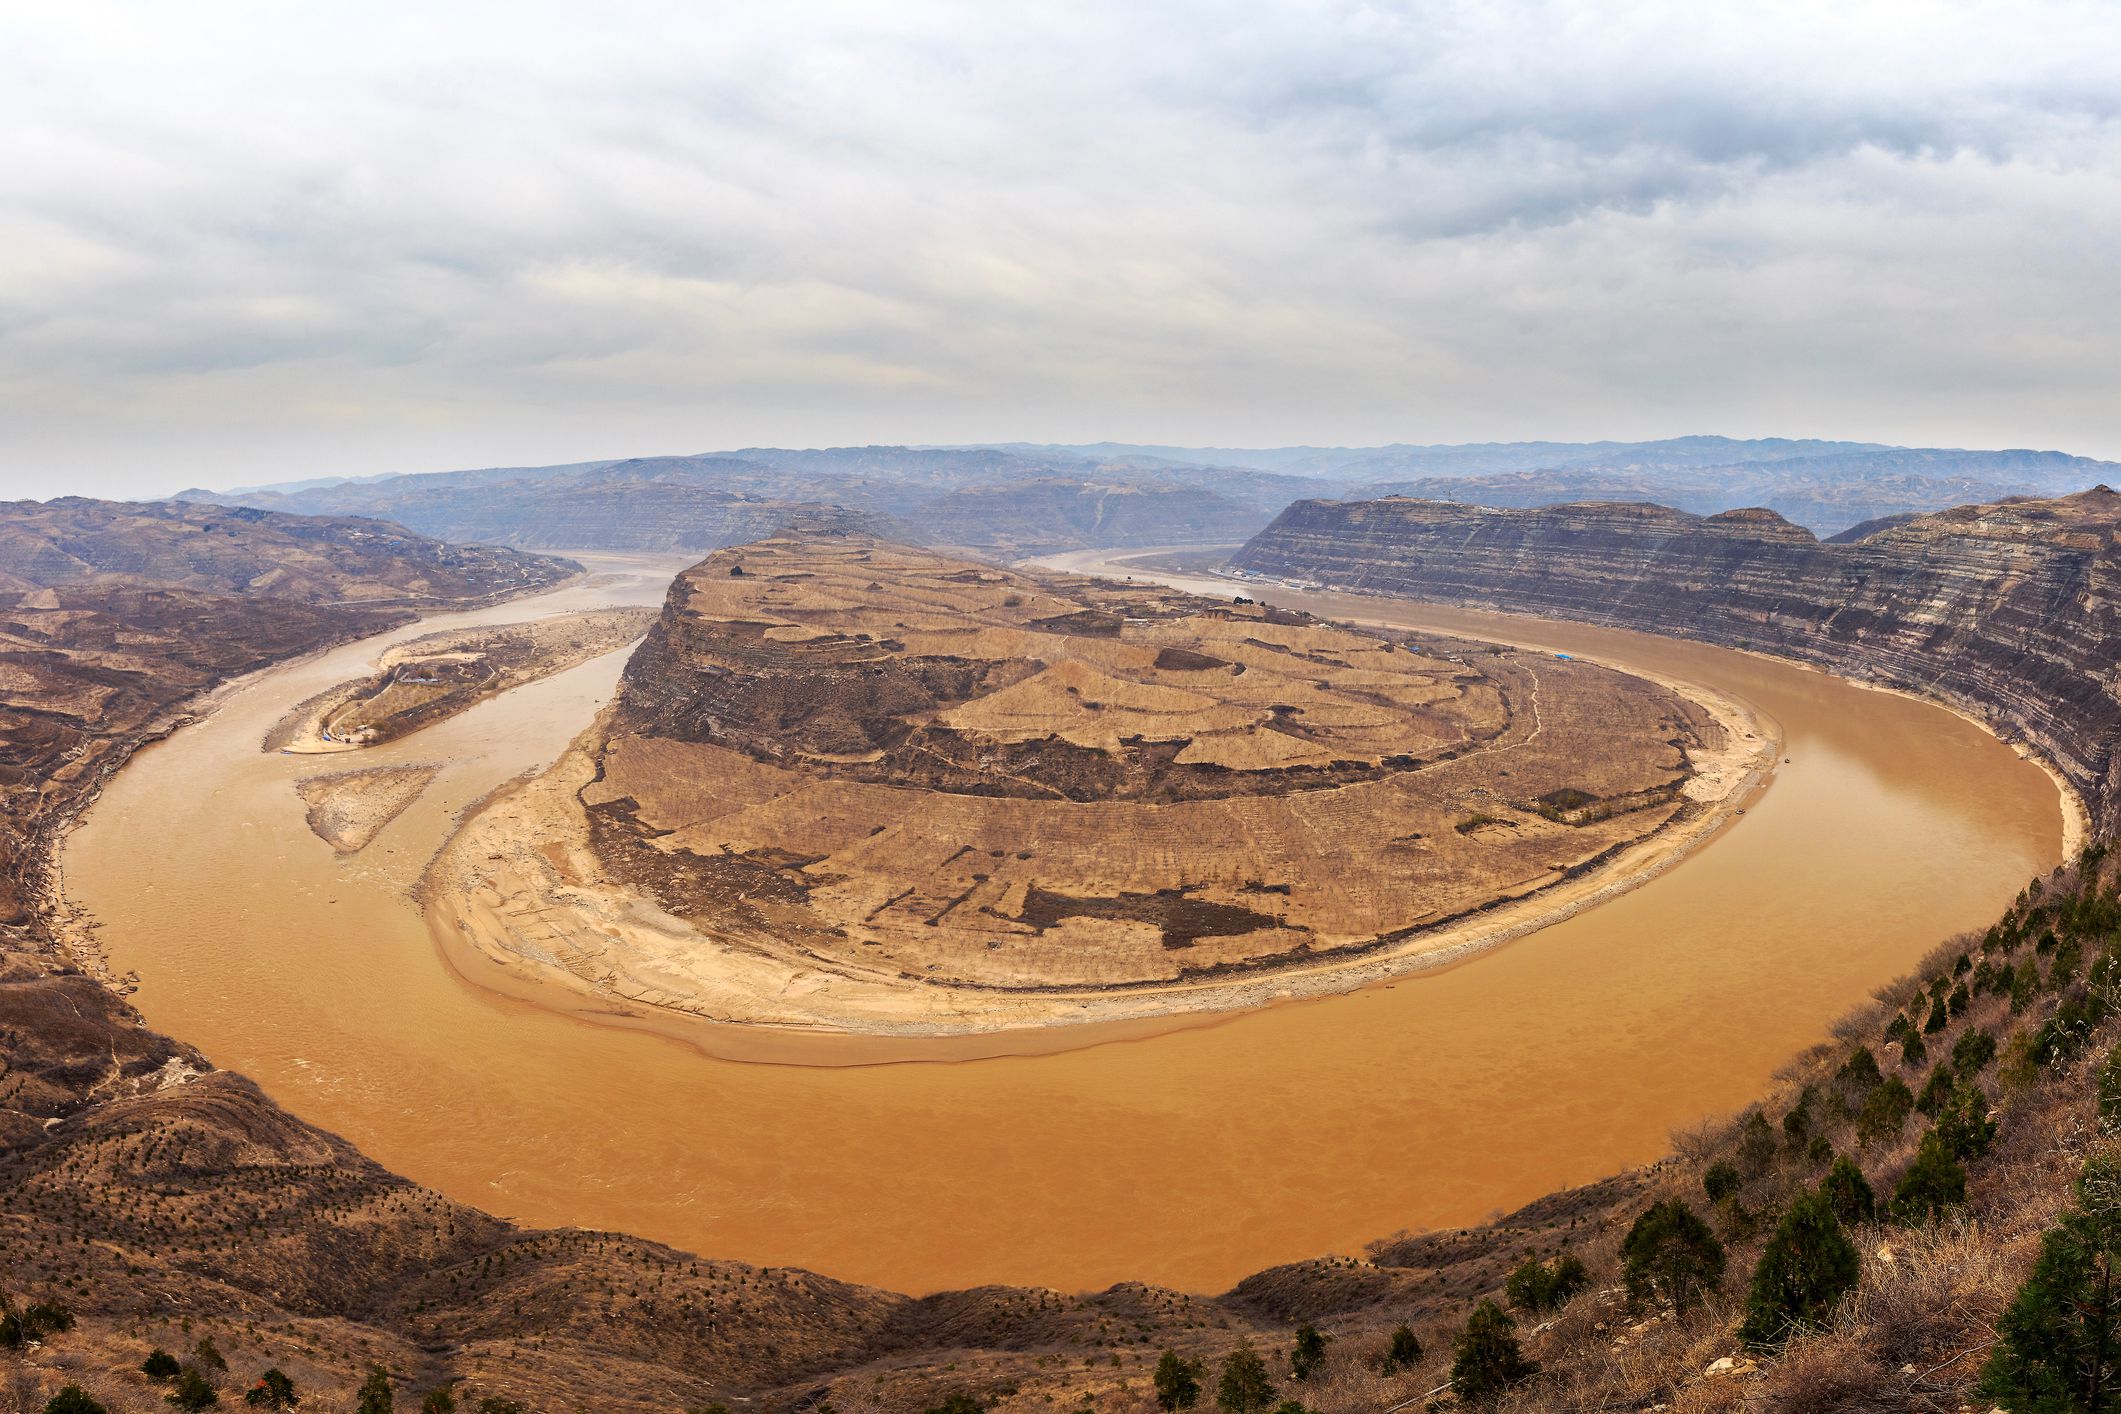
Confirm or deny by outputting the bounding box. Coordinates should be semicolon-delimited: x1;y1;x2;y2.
423;535;1767;1033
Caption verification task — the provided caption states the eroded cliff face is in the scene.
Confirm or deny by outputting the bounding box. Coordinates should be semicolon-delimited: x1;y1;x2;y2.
1233;489;2121;829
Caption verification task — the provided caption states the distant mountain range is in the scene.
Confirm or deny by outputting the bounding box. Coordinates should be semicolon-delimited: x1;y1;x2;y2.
174;436;2121;550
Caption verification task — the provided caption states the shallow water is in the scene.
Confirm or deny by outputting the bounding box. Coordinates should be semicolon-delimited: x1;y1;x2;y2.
66;550;2062;1294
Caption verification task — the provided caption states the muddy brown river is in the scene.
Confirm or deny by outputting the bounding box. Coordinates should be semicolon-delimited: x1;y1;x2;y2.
64;550;2064;1295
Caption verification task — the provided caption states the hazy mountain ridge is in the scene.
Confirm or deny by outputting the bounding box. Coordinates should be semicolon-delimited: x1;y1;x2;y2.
178;437;2119;550
0;497;576;604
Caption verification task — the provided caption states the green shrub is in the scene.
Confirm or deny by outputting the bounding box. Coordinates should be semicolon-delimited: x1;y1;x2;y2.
2032;994;2098;1068
1621;1199;1725;1311
143;1350;182;1381
924;1397;982;1414
1737;1110;1777;1173
1981;1209;2121;1410
167;1367;219;1411
2012;958;2042;1012
1936;1085;1999;1161
356;1367;393;1414
0;1300;72;1349
1857;1077;1914;1145
1504;1251;1588;1312
1738;1191;1862;1348
1836;1047;1882;1096
2051;934;2084;987
1449;1301;1537;1406
243;1369;298;1409
1819;1154;1876;1226
1380;1324;1423;1375
1783;1088;1817;1145
1289;1325;1329;1382
43;1390;107;1414
1216;1342;1274;1414
1703;1161;1740;1204
1154;1351;1204;1410
1900;1026;1928;1068
1953;1027;1997;1079
1893;1130;1969;1223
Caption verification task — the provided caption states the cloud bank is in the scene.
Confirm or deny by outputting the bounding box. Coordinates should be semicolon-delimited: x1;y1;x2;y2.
2;0;2118;494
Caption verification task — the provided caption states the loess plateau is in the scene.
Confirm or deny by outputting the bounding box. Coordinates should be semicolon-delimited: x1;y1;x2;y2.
426;534;1765;1034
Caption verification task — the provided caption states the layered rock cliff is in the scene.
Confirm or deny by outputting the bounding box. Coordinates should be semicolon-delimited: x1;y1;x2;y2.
1233;489;2121;829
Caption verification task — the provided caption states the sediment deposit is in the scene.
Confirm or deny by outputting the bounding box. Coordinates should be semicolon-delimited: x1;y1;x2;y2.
296;764;442;852
267;606;657;752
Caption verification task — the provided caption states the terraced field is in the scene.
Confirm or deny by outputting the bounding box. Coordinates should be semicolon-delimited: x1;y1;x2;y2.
426;537;1765;1034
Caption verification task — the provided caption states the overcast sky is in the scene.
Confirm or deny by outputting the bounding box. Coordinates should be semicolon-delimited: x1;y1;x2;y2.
3;1;2119;497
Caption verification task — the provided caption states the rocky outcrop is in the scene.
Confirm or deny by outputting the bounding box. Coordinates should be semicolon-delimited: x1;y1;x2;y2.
1233;489;2121;828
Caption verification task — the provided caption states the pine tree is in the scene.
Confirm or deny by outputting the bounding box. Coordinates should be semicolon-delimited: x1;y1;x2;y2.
1737;1110;1778;1172
1703;1162;1740;1204
1154;1351;1204;1410
1837;1047;1883;1094
1893;1129;1968;1223
356;1367;394;1414
1980;1156;2121;1414
1738;1191;1863;1348
42;1390;107;1414
1858;1077;1914;1145
167;1368;219;1412
1621;1199;1726;1311
1953;1027;1998;1080
1505;1251;1589;1312
1819;1154;1876;1227
1983;1218;2118;1411
1900;1025;1929;1069
1215;1342;1274;1414
1936;1085;1999;1161
1289;1325;1328;1381
1450;1300;1538;1405
2013;958;2043;1012
1381;1324;1423;1375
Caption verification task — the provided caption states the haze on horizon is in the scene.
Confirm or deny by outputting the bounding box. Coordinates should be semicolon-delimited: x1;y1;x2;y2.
3;0;2119;499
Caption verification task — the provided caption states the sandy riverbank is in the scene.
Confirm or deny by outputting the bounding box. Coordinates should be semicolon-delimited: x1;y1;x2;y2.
418;642;1779;1047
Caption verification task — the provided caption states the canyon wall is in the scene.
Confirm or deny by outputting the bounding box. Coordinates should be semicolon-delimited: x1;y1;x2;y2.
1232;489;2121;830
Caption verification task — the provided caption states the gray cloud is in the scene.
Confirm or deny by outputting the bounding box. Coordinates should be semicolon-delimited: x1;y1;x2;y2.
1;0;2118;496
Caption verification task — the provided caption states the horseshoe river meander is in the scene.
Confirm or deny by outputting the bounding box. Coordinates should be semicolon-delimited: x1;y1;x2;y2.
62;550;2064;1294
